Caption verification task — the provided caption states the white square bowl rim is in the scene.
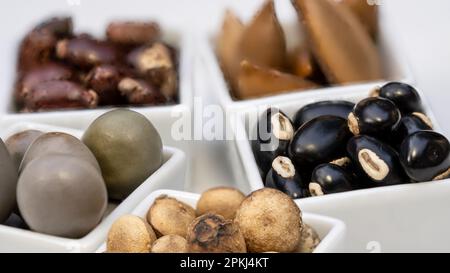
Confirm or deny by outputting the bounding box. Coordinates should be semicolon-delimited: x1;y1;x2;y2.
232;86;445;202
0;122;186;253
199;5;414;111
96;189;346;253
0;24;193;121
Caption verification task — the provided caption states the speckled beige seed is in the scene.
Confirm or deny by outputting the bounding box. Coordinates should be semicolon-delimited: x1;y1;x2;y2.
151;235;188;253
107;215;156;253
186;213;247;253
147;195;196;237
235;188;302;253
196;187;245;220
295;223;321;253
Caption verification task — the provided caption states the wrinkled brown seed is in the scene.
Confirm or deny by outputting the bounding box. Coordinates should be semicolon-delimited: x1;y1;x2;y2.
23;80;98;111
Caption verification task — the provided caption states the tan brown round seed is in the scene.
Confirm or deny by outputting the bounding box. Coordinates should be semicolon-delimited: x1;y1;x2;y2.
235;188;302;253
151;234;188;253
196;187;245;220
147;195;196;237
107;215;156;253
186;213;247;253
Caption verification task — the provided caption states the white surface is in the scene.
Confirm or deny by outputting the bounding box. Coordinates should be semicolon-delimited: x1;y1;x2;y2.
0;123;186;253
96;189;346;253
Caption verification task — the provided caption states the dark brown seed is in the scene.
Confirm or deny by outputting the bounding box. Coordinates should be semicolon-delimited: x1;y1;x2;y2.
118;78;167;105
56;36;118;68
127;43;177;99
23;80;98;111
17;30;57;72
16;62;73;104
34;17;73;38
85;65;124;105
106;21;161;45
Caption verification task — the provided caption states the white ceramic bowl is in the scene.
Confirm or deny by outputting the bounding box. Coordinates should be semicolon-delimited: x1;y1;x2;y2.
96;189;346;253
232;86;450;252
0;7;193;154
199;3;413;111
233;86;440;193
0;122;187;252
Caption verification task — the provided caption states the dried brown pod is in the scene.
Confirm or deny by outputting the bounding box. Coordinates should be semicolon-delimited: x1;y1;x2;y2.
217;9;244;91
336;0;378;40
147;195;196;238
127;43;177;99
196;187;245;220
56;36;118;68
235;188;302;253
239;0;286;70
236;60;318;99
107;215;156;253
106;21;161;45
289;45;315;79
85;64;124;105
186;214;247;253
292;0;382;84
118;77;167;105
23;80;98;111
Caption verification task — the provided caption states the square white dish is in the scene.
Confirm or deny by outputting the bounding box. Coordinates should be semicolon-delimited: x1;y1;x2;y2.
96;189;346;253
0;3;193;154
0;122;187;253
233;86;440;193
199;2;413;111
232;85;449;252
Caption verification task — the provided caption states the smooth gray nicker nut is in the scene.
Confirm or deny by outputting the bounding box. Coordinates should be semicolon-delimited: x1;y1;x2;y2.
272;156;295;179
358;148;389;181
308;182;324;197
271;113;294;141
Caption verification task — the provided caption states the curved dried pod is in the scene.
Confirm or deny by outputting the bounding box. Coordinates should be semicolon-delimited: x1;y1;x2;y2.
335;0;378;40
217;9;244;91
239;0;286;70
237;60;318;99
292;0;382;84
186;213;247;253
